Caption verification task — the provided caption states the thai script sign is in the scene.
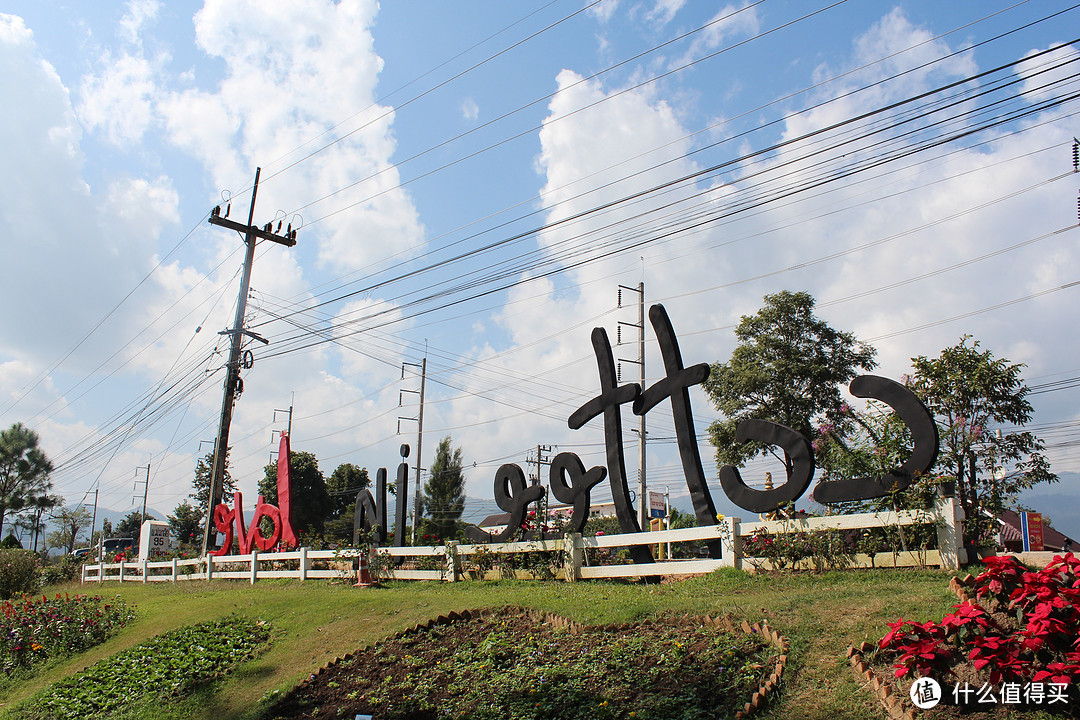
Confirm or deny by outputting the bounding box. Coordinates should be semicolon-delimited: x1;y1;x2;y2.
210;433;299;556
353;304;940;565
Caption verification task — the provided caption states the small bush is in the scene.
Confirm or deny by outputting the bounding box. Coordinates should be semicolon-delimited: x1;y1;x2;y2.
42;554;86;586
0;548;42;599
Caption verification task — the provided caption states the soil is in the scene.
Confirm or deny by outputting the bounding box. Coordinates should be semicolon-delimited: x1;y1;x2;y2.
263;608;776;720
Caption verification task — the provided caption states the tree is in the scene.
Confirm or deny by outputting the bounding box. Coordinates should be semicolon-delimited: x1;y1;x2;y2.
47;505;91;555
420;437;466;540
910;336;1056;545
0;423;54;539
168;501;204;549
259;450;333;538
324;464;370;542
21;493;62;552
115;511;144;538
189;451;235;511
703;291;877;477
326;463;370;516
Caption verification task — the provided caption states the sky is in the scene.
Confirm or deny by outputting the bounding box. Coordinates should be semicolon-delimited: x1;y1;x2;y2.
2;0;1080;539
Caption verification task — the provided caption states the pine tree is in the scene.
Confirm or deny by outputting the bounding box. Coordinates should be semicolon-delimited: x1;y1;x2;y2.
420;437;466;540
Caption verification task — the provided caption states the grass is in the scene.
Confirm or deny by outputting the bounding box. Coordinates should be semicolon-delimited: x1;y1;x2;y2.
0;568;962;720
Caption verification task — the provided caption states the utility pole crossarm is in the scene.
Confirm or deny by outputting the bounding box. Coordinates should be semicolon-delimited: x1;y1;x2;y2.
208;215;297;246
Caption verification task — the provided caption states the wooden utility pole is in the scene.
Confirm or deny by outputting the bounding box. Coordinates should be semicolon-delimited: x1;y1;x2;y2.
201;167;297;555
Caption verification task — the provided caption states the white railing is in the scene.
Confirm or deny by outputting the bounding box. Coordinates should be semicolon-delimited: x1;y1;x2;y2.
80;497;964;584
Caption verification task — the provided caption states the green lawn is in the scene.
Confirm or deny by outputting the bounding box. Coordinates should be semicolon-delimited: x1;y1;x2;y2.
3;569;960;720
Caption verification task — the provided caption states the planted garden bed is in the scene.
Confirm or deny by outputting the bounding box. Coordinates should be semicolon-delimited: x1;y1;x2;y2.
265;607;786;720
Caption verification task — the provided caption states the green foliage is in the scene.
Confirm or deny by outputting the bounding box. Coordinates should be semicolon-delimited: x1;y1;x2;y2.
167;501;203;549
704;291;876;475
420;436;466;540
260;450;333;537
270;613;773;720
13;615;272;720
1;593;134;679
323;463;369;543
0;548;41;599
910;336;1056;545
0;534;21;550
41;554;85;586
189;451;235;512
113;511;144;539
0;423;53;541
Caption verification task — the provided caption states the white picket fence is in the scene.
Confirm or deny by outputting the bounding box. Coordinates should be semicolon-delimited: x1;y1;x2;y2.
81;497;964;584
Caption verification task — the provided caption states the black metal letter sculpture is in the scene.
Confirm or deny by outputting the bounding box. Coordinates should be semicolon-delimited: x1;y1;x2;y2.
465;463;545;543
353;467;388;545
548;452;606;534
569;326;653;563
719;420;815;513
635;305;720;557
812;375;939;503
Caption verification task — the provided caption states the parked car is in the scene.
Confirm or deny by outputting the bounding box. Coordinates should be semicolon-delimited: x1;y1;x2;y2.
70;547;93;558
100;537;136;555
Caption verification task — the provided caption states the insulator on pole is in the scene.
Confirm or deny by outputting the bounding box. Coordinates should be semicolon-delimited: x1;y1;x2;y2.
617;288;622;307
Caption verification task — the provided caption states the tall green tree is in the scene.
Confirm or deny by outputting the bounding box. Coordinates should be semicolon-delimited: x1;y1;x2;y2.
189;451;235;511
115;511;145;538
168;501;204;548
323;463;370;542
0;423;53;539
420;437;466;540
910;336;1056;544
259;451;333;538
703;291;877;477
326;463;370;516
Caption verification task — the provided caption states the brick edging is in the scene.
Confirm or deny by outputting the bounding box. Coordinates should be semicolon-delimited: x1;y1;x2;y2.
293;606;789;717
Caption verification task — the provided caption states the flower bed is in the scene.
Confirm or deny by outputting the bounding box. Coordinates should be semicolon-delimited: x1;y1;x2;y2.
266;607;789;720
854;553;1080;717
1;593;135;678
12;614;272;720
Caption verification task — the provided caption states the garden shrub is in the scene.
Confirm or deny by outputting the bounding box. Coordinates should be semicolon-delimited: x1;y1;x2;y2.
42;554;86;586
876;553;1080;703
0;548;41;599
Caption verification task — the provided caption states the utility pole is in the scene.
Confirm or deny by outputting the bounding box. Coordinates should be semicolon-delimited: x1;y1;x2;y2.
530;444;553;533
201;167;297;555
617;282;646;529
400;357;427;544
134;456;151;526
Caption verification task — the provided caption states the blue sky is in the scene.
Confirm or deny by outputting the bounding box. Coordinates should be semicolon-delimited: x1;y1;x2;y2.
2;0;1079;533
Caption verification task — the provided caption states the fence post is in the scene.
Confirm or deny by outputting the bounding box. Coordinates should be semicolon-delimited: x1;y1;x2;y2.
563;533;583;582
97;559;103;584
171;557;178;583
118;561;125;583
719;517;743;570
299;546;309;581
206;554;214;582
935;495;966;570
250;549;258;584
141;560;148;583
444;541;460;582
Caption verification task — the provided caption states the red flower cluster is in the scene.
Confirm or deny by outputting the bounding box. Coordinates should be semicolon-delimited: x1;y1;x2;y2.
879;554;1080;688
1;593;135;676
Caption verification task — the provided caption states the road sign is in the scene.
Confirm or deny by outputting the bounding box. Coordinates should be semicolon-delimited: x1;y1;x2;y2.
649;491;666;519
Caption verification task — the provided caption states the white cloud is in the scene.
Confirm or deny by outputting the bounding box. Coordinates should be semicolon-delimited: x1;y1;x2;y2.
1017;43;1080;104
646;0;686;27
461;97;479;122
672;3;760;69
158;0;424;274
78;52;158;145
588;0;620;24
119;0;162;47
